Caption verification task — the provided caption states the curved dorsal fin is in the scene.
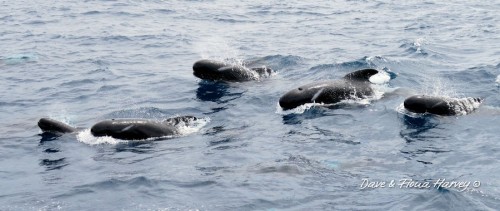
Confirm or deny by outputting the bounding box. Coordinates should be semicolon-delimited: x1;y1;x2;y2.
343;69;379;81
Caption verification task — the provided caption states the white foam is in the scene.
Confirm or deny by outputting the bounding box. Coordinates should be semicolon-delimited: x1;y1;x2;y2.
275;102;318;114
413;37;426;54
175;116;210;136
337;85;386;106
76;129;125;145
496;75;500;85
368;83;388;100
248;68;261;80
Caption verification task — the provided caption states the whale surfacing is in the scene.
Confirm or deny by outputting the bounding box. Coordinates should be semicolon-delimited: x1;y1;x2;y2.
404;95;482;116
193;59;272;82
279;69;384;110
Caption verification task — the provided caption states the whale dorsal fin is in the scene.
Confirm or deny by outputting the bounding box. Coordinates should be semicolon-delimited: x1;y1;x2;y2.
343;69;379;81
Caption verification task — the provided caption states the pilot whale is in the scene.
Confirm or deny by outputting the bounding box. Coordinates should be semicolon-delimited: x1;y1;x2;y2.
193;59;272;82
279;69;388;110
404;95;482;116
38;116;198;140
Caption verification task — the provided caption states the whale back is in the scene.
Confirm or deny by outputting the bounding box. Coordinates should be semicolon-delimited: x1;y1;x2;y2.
91;119;177;140
193;59;225;80
38;118;77;134
216;66;258;81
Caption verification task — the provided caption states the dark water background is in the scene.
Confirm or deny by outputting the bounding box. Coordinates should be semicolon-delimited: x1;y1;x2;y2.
1;0;499;210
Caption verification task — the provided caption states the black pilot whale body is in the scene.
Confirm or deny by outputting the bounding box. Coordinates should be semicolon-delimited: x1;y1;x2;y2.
38;116;198;140
403;95;482;116
90;119;178;140
279;69;385;110
193;59;272;82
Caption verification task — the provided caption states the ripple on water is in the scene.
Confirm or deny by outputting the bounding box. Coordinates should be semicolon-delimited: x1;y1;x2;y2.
57;176;217;198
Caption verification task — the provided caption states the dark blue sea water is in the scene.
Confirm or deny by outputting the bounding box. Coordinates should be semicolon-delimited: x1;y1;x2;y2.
1;0;499;210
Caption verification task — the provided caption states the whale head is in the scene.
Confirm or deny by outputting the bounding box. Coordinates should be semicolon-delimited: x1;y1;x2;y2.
38;118;76;133
193;59;260;82
192;59;228;81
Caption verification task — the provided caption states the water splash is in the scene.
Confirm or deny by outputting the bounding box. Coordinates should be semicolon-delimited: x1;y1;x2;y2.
449;97;482;116
335;84;387;106
45;114;75;128
420;76;457;97
192;36;243;66
413;38;426;54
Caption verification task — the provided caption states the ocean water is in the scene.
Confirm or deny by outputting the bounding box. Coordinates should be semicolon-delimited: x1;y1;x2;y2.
1;0;499;210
